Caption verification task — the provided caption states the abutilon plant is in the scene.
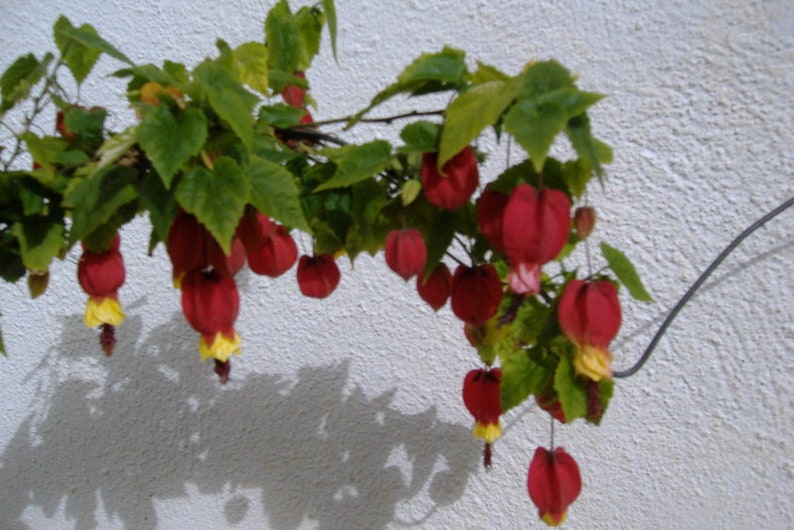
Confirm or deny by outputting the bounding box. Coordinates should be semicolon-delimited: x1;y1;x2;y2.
239;211;298;277
527;446;582;527
416;263;452;311
297;254;341;299
450;264;503;327
558;279;622;381
77;234;126;356
462;367;503;467
420;146;479;211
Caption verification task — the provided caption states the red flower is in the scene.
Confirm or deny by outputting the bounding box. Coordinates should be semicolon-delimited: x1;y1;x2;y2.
282;71;307;107
240;211;298;277
462;367;503;444
167;210;243;286
527;446;582;527
421;146;479;210
557;279;622;381
450;264;503;327
501;184;570;266
180;269;241;363
77;233;126;340
476;187;509;253
416;263;452;311
384;228;427;281
297;254;341;298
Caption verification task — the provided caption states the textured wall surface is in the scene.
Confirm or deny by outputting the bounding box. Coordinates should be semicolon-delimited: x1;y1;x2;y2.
1;1;792;528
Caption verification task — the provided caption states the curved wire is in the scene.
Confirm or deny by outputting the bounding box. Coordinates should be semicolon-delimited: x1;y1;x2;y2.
613;194;794;378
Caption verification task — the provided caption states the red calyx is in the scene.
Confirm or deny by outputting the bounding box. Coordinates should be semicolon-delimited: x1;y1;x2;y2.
384;228;427;281
167;210;243;284
421;146;479;211
501;184;571;266
416;263;452;311
557;279;622;351
462;367;503;428
450;264;503;327
534;384;567;424
180;269;240;338
527;446;582;526
77;234;125;298
476;187;509;253
282;71;307;107
297;254;341;299
248;224;298;277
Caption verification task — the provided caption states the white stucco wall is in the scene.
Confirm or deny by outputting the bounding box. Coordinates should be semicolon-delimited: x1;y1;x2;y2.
1;1;792;528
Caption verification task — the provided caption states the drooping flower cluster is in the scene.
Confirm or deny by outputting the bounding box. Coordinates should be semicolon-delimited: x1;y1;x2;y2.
462;367;503;467
77;233;125;356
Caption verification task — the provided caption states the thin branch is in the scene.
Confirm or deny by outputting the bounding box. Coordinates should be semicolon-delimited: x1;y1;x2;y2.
614;194;794;378
311;109;444;128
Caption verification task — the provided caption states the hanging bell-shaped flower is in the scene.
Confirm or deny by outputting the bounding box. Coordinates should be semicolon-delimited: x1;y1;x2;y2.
421;146;479;211
416;263;452;311
501;184;571;266
462;367;503;467
384;228;427;281
297;254;341;299
450;264;503;327
180;269;241;364
476;187;509;253
527;446;582;527
557;279;622;381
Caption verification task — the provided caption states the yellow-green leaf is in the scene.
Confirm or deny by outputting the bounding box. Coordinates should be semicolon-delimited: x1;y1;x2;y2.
600;242;654;302
139;106;207;188
233;42;269;95
247;155;309;232
504;100;567;173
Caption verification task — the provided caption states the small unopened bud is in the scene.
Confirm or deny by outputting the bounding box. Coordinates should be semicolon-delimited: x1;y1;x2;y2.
574;206;597;240
27;270;49;299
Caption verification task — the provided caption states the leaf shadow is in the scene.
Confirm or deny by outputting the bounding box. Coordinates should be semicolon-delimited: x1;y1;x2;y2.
0;306;478;529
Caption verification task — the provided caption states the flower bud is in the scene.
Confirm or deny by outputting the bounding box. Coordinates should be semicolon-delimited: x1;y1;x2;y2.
384;228;427;281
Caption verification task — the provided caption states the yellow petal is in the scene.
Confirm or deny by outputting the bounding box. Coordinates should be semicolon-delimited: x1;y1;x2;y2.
84;297;124;328
198;331;241;363
473;421;502;444
541;510;567;527
572;344;612;382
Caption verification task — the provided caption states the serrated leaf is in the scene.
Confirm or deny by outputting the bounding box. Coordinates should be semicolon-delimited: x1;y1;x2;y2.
266;1;301;85
314;140;392;191
138;171;178;245
258;103;308;128
322;0;338;61
247;155;309;232
539;88;604;119
349;47;467;125
53;16;133;67
519;60;575;100
554;355;588;421
0;53;52;113
233;42;269;95
96;126;138;172
500;346;549;412
53;17;101;84
504;100;567;173
438;78;520;168
11;216;65;271
294;5;324;70
566;113;611;176
174;157;249;254
600;242;654;302
399;120;441;153
139;105;207;188
65;166;138;244
193;61;257;149
468;61;511;84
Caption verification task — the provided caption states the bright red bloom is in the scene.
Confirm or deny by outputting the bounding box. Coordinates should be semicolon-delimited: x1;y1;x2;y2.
476;187;509;253
180;269;241;363
77;234;126;336
527;446;582;527
421;147;479;210
282;71;307;107
450;264;503;327
384;228;427;281
501;184;571;266
248;224;298;277
416;263;452;311
167;210;243;286
462;367;503;444
297;254;341;298
557;279;622;381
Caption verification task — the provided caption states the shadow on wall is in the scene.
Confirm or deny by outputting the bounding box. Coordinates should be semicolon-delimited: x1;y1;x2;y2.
0;305;478;529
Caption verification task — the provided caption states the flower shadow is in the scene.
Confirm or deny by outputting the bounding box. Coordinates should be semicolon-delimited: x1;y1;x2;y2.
0;306;477;529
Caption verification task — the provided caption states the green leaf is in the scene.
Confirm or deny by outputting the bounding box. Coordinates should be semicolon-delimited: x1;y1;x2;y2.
233;42;269;95
53;17;101;84
53;16;133;67
519;60;575;100
266;1;302;81
322;0;338;60
138;171;178;246
63;106;107;151
193;60;258;150
401;179;422;206
468;61;511;84
554;355;588;421
500;346;549;412
346;179;389;259
399;120;441;153
64;166;138;244
566;113;612;176
258;103;308;128
11;216;65;271
350;47;467;125
438;78;521;168
139;105;207;188
174;157;249;254
600;242;654;302
95;126;138;172
560;159;592;198
22;133;67;167
504;100;567;173
247;155;309;232
314;141;392;191
0;53;52;113
294;5;324;70
540;88;604;119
